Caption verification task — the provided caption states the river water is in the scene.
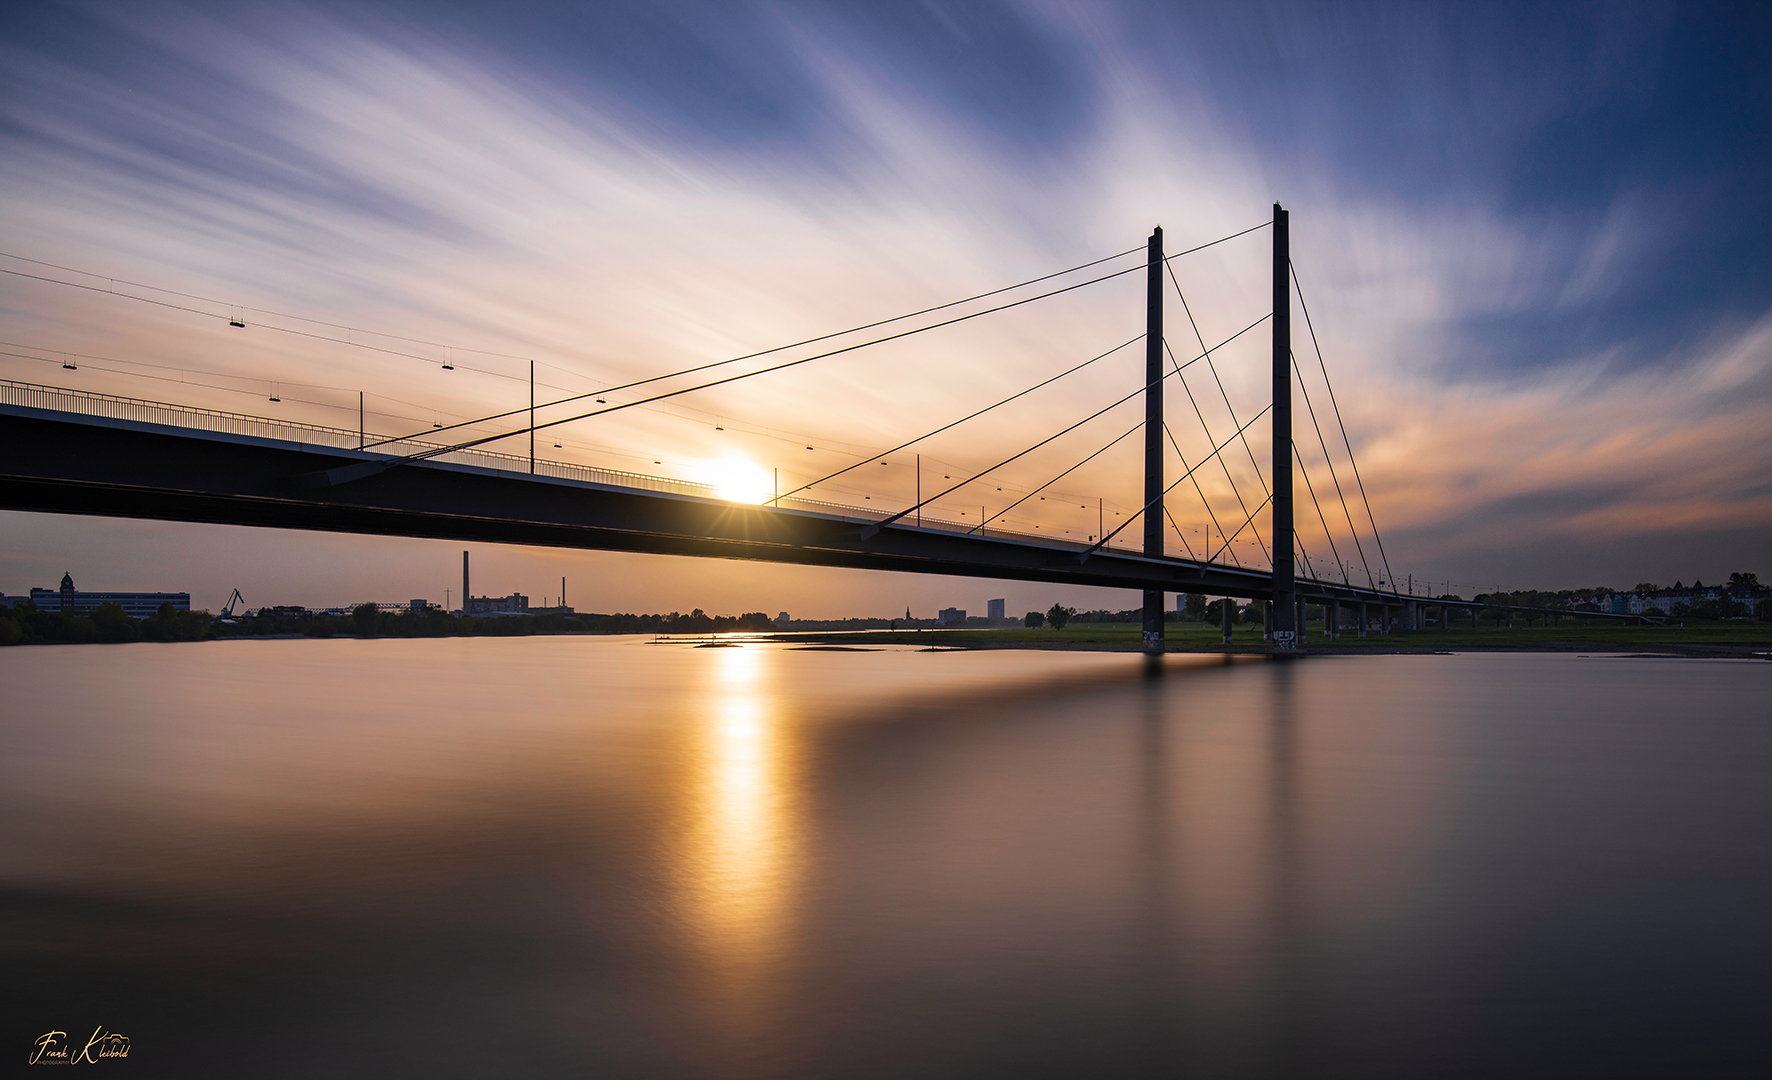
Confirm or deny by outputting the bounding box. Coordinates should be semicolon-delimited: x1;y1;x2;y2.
4;639;1769;1076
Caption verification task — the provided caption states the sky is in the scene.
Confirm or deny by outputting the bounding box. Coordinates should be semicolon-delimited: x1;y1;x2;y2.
1;1;1768;615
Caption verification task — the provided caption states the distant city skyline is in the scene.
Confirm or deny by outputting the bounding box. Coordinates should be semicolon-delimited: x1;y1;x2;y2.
3;526;1756;621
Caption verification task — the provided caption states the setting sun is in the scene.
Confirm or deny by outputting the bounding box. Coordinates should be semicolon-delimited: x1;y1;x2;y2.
706;459;774;505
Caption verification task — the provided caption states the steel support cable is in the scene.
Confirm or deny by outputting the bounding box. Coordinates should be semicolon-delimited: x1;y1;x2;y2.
1289;350;1376;590
0;347;537;444
1080;405;1272;558
1294;524;1316;578
0;348;367;417
1170;267;1324;580
387;223;1271;450
0;339;465;420
783;312;1271;532
0;265;526;384
1162;421;1242;567
1292;260;1397;595
387;263;1160;463
1295;441;1350;584
860;370;1171;535
0;244;1145;393
0;248;1151;456
1166;260;1272;499
1163;505;1201;561
1165;262;1314;573
1208;494;1273;563
1162;337;1270;564
1160;221;1271;264
1290;514;1316;580
778;334;1143;502
974;419;1143;535
1124;308;1285;564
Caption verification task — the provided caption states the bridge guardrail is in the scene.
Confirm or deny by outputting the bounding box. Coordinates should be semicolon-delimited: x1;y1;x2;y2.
0;379;1114;552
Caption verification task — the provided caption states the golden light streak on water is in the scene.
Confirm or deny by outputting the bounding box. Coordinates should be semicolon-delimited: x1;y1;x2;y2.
674;644;804;1032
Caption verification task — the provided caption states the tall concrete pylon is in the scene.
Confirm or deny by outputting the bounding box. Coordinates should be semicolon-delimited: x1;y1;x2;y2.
1142;226;1165;654
1271;203;1296;649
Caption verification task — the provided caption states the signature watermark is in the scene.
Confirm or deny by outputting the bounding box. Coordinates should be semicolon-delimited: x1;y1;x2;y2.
29;1028;130;1065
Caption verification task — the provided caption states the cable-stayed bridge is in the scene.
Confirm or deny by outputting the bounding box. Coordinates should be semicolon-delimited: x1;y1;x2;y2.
0;205;1636;647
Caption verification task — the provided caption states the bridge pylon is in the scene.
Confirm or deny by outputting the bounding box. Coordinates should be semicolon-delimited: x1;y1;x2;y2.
1142;226;1165;653
1271;203;1296;649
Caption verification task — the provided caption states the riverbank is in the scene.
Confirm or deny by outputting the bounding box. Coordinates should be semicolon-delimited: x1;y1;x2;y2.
10;612;1770;659
765;622;1772;659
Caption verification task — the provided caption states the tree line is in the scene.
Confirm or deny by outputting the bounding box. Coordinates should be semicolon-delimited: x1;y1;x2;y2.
0;601;213;645
0;601;777;645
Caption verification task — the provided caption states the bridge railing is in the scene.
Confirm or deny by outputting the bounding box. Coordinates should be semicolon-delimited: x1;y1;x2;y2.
1;378;1114;551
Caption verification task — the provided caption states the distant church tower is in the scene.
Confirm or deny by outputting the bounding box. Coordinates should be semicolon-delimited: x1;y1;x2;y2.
59;572;75;613
905;606;912;620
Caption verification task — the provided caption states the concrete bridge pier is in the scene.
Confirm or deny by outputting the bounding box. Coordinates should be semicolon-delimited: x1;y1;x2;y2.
1381;604;1391;636
1222;598;1234;645
1297;597;1307;644
1327;598;1339;640
1359;601;1368;638
1263;601;1273;641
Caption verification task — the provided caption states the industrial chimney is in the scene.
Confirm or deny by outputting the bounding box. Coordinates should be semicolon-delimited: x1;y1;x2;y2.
462;550;469;615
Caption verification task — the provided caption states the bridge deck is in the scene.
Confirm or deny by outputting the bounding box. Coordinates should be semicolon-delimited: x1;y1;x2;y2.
0;380;1545;614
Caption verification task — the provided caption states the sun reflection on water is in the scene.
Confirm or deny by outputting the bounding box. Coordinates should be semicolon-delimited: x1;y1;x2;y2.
676;644;803;1030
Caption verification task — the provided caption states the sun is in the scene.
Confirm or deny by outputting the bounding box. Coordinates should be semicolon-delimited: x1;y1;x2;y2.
706;458;774;504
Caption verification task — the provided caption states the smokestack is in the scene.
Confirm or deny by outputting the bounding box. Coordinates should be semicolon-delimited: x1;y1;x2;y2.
562;576;566;609
462;550;469;614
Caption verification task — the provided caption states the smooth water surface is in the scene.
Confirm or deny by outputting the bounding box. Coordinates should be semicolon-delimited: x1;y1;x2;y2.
4;639;1770;1077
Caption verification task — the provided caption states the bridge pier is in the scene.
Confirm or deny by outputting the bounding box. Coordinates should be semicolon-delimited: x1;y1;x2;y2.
1327;598;1339;640
1297;597;1307;644
1359;601;1368;639
1222;597;1234;645
1381;603;1391;636
1263;600;1273;641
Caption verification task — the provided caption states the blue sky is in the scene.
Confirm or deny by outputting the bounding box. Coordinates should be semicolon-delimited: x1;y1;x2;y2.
0;1;1767;612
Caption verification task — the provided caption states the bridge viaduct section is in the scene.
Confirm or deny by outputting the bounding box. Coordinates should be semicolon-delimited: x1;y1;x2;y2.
0;401;1644;634
0;401;1403;613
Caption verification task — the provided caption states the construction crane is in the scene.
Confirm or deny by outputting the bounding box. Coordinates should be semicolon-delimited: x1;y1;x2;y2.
219;589;245;619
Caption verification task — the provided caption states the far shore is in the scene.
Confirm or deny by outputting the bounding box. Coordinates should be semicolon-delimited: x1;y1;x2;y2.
762;623;1772;661
9;623;1770;661
209;622;1772;660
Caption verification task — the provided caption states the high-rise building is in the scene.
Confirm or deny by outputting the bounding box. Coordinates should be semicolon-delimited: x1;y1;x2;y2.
987;598;1006;620
938;607;966;625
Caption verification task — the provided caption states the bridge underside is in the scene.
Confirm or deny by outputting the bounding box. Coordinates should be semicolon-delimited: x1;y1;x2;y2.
1;405;1431;609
